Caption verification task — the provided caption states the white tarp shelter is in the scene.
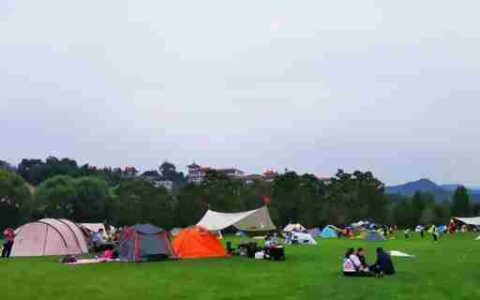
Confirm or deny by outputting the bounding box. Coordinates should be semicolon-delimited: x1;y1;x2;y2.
287;231;317;245
283;223;306;232
454;217;480;226
196;206;275;231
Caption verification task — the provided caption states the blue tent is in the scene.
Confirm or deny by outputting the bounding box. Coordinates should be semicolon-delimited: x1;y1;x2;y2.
365;230;386;242
320;226;338;238
438;225;447;235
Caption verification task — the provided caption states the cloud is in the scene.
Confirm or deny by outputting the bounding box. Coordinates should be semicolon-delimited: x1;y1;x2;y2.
1;1;480;184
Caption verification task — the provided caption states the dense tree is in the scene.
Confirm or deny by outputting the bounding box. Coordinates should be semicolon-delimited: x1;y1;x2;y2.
0;170;32;229
411;192;435;225
2;155;475;228
322;170;388;225
0;160;15;171
35;175;77;218
432;202;451;225
17;159;45;185
159;161;187;188
172;184;208;227
451;186;471;217
112;179;173;228
71;177;110;222
391;200;413;228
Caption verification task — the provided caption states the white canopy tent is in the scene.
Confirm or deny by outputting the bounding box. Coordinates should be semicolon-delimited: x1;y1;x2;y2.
196;206;275;232
454;217;480;226
283;223;306;233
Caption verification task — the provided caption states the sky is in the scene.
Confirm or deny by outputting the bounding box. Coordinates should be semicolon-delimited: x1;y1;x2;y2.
1;1;480;185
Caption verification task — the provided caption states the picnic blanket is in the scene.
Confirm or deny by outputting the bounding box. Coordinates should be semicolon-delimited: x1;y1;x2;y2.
389;250;414;258
65;258;121;265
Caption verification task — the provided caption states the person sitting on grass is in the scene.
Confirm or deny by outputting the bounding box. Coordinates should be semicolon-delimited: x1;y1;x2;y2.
343;248;370;277
371;247;395;277
356;248;369;271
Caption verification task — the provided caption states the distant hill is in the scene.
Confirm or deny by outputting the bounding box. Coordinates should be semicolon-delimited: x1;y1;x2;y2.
386;179;480;202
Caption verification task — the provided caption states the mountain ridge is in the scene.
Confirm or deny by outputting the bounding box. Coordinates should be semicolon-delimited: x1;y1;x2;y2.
386;179;480;202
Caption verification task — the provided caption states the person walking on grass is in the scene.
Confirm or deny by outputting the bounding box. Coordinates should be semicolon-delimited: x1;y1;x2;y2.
432;225;439;243
1;228;15;258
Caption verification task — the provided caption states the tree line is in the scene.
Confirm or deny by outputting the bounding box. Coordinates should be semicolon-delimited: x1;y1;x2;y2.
1;157;479;231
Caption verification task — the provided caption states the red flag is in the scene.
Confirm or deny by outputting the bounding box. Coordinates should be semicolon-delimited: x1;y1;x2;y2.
262;195;271;205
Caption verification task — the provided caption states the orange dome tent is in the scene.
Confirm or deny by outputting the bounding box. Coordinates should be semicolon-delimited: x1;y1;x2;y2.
172;226;228;259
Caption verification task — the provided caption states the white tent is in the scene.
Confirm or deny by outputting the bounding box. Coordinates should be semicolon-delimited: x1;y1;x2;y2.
196;206;275;231
287;231;317;245
454;217;480;226
283;223;306;232
79;223;110;238
415;225;424;232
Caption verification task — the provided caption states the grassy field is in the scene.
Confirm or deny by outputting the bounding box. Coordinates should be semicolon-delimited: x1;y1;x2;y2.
1;233;479;300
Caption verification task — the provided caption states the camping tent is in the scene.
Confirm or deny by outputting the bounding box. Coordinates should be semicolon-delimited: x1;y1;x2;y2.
454;216;480;226
351;220;370;228
79;223;111;239
119;224;174;262
235;230;248;237
196;206;275;232
172;226;228;259
415;225;424;232
320;226;338;238
287;231;317;245
283;223;306;233
438;225;447;235
12;219;89;257
307;228;321;237
365;230;386;242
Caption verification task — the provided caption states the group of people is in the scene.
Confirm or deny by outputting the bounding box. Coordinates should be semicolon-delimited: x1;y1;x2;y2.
343;247;395;277
404;225;439;242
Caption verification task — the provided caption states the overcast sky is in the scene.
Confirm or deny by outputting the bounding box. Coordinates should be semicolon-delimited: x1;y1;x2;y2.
1;1;480;185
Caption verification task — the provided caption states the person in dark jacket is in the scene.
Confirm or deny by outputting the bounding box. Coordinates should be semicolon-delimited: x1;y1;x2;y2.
371;247;395;276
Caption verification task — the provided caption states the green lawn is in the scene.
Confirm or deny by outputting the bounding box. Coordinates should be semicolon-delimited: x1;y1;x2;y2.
1;233;479;300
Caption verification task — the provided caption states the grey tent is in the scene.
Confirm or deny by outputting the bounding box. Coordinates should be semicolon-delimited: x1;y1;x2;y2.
365;230;386;242
119;224;174;262
307;228;322;238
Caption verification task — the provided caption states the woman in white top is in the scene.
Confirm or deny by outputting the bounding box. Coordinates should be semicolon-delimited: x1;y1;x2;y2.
343;248;370;277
